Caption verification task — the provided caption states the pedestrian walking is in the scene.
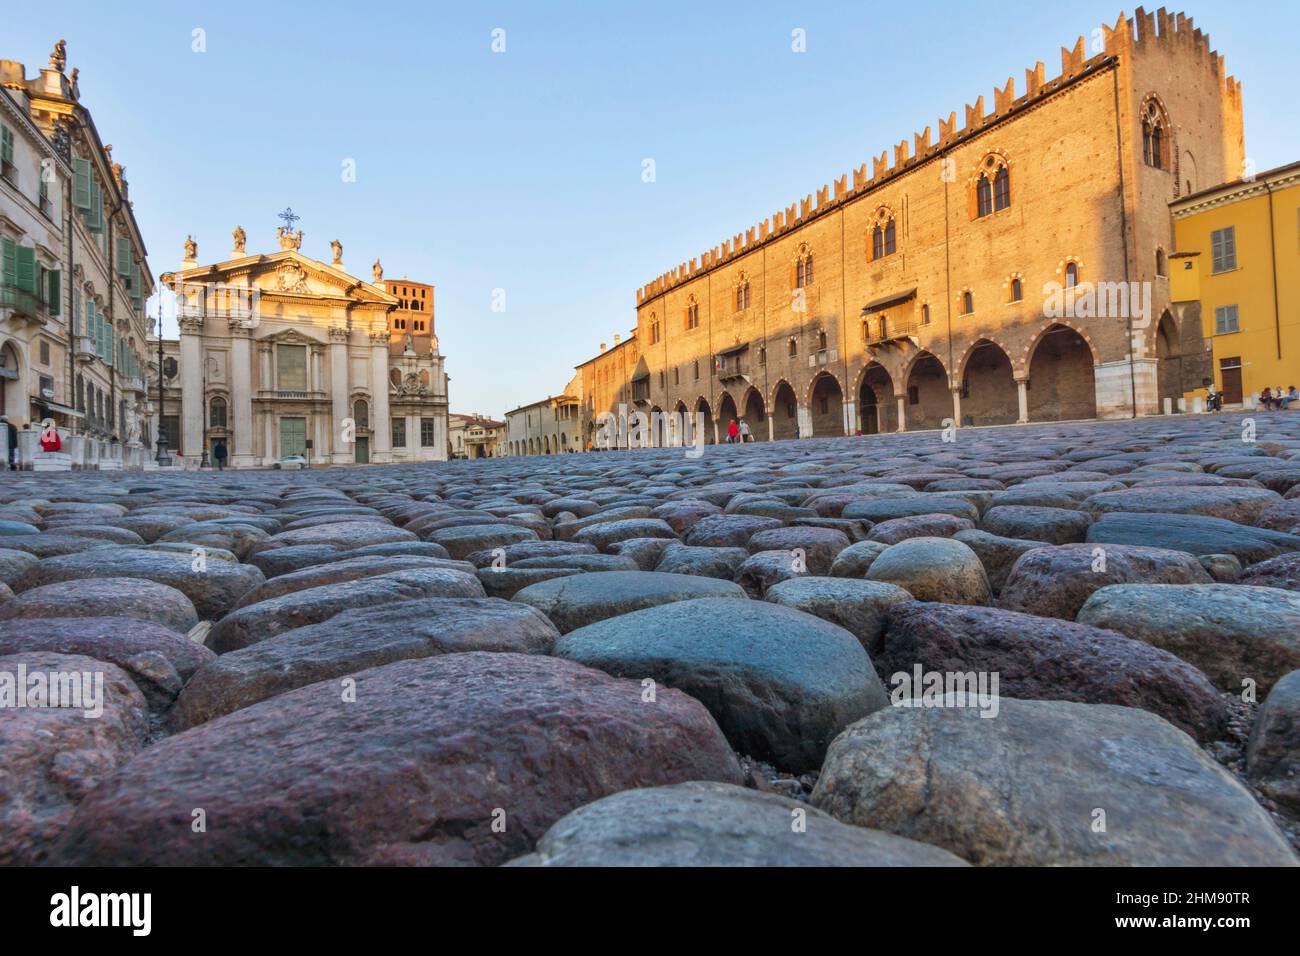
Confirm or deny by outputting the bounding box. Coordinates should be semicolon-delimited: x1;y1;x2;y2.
727;419;739;443
213;440;228;470
739;419;751;442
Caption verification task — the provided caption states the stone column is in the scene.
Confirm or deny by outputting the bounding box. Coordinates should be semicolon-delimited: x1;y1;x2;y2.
841;400;857;436
228;322;255;467
951;388;962;429
1016;379;1029;424
797;406;812;437
178;316;205;462
262;408;275;465
371;332;392;462
767;416;774;442
329;327;350;464
895;395;907;433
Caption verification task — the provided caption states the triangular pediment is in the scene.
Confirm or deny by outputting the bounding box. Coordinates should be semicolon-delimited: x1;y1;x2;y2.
166;250;396;305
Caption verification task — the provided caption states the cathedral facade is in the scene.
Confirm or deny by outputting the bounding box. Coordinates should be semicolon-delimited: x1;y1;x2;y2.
157;227;448;467
603;9;1242;444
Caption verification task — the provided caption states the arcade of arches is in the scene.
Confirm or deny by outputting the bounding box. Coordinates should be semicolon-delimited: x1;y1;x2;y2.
578;319;1197;446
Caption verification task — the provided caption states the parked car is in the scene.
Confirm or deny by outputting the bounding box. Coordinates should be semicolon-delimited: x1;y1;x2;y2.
273;455;308;470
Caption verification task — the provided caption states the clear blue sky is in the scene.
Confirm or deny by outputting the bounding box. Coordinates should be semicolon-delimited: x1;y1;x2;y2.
8;1;1297;418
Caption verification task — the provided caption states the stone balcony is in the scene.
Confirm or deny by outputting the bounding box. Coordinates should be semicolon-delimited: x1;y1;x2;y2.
74;335;98;363
0;283;48;327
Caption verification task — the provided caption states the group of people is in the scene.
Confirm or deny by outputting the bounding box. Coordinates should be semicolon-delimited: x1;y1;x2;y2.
725;418;754;443
1260;386;1299;411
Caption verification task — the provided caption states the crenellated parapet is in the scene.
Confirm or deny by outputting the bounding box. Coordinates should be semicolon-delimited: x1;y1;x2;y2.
635;7;1241;307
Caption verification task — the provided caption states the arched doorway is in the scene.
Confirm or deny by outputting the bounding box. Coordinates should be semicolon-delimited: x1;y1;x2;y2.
672;401;689;446
742;387;766;441
859;363;894;434
650;405;665;447
960;340;1017;425
696;398;715;443
809;373;843;437
718;392;739;441
1027;325;1097;421
1155;311;1182;413
772;381;798;440
0;341;22;420
904;352;949;430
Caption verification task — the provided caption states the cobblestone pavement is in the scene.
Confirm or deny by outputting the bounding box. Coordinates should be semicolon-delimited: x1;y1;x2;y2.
3;413;1300;866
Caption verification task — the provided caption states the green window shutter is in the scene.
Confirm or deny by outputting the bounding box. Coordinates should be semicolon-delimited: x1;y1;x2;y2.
15;246;37;294
131;261;142;310
87;179;103;232
72;287;80;335
73;158;91;210
116;237;131;277
0;125;13;165
1;238;15;287
47;270;61;315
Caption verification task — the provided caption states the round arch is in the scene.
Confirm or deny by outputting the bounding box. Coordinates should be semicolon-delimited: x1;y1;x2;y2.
1025;323;1098;421
901;351;950;430
856;362;895;434
958;339;1018;426
740;386;766;441
0;340;25;421
1155;310;1182;412
807;371;844;437
695;396;715;444
771;380;798;440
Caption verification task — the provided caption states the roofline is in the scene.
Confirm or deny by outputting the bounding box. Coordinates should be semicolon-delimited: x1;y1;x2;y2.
1170;159;1300;210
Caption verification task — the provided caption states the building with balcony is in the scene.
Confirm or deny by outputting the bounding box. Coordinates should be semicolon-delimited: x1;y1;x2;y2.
1;40;156;469
447;412;505;458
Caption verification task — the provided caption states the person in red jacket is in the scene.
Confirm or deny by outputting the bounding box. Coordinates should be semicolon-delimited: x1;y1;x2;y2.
38;421;62;452
727;419;739;444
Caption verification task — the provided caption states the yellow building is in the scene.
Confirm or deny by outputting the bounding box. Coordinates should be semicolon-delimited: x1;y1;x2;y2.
1171;160;1300;407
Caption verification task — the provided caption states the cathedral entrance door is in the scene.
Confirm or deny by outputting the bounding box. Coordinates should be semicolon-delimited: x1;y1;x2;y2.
279;417;307;458
354;437;370;464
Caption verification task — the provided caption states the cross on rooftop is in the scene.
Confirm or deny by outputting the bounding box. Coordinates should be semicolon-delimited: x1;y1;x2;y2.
277;207;301;231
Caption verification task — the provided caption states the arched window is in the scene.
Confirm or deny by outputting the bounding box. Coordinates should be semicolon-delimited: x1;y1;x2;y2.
872;224;884;260
871;209;897;260
735;277;751;311
685;297;700;330
353;399;369;428
1142;100;1169;170
921;303;931;325
788;337;798;357
817;330;827;351
962;291;974;315
209;396;227;428
1010;277;1023;302
75;374;85;412
1065;262;1080;289
794;247;814;288
861;318;870;341
974;154;1011;218
1156;248;1168;278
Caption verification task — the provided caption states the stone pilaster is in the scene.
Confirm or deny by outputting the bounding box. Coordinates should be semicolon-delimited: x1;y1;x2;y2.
228;321;255;467
178;316;205;461
329;327;351;464
370;332;392;462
